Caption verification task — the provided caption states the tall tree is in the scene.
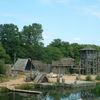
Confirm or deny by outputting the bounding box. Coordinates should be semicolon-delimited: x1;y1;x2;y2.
0;43;10;63
0;24;19;61
49;39;62;47
21;23;44;60
22;23;43;46
43;46;63;63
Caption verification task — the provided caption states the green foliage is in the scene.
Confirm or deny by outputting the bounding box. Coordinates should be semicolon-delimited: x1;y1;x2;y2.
85;75;92;81
0;87;9;93
0;60;6;74
43;46;63;63
15;83;33;90
0;24;19;61
95;75;100;80
0;23;44;62
0;43;10;63
0;23;100;65
91;83;100;96
22;23;43;46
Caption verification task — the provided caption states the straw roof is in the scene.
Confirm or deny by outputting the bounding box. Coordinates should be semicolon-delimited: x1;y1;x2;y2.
13;58;34;71
52;58;74;67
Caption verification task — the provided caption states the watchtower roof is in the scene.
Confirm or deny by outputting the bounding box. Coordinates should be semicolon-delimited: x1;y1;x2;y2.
81;47;96;51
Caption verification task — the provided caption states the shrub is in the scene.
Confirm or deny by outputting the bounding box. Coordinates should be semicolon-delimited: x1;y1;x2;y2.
15;83;33;90
0;87;9;93
85;75;92;81
0;60;6;74
95;75;100;80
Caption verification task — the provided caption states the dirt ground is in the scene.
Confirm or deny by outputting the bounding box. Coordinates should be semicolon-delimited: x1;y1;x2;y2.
48;74;97;83
0;75;26;89
0;74;97;89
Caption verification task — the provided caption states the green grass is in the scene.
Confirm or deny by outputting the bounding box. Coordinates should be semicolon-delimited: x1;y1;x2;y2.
95;75;100;80
0;76;10;83
0;87;9;93
85;75;92;81
15;83;34;90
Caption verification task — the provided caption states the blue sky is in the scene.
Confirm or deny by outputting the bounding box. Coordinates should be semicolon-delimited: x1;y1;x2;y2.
0;0;100;46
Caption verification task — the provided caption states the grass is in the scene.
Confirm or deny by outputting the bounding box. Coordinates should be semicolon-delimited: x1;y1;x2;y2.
0;87;9;93
95;75;100;80
15;83;34;90
85;75;92;81
0;75;10;83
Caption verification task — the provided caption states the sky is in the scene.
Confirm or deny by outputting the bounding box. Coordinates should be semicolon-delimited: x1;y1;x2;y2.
0;0;100;46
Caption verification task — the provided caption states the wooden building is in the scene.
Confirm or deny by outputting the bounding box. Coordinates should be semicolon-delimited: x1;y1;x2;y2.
32;60;51;73
52;58;74;74
13;58;35;72
80;47;98;75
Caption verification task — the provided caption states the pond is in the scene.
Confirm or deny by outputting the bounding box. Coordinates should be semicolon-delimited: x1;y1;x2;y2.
0;85;100;100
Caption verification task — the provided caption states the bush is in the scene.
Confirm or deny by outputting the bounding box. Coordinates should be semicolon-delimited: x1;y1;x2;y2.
0;87;9;93
15;83;33;90
0;75;9;82
85;75;92;81
95;75;100;80
0;60;6;74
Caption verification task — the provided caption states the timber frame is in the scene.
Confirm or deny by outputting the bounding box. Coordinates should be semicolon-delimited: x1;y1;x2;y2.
80;47;98;75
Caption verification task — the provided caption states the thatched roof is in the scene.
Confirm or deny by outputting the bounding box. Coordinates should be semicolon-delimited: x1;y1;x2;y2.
81;47;96;51
32;60;51;72
13;58;34;71
52;58;74;67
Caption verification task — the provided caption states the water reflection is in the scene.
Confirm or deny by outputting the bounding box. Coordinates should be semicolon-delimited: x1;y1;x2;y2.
0;88;100;100
43;90;100;100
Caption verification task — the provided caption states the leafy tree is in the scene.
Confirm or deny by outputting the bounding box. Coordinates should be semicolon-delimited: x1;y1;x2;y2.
20;23;44;60
49;39;62;47
22;23;43;46
43;46;63;63
0;24;19;61
0;60;6;74
0;43;10;63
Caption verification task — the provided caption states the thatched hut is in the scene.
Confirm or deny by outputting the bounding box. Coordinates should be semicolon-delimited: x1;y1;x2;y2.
52;58;74;74
12;58;35;72
32;60;51;73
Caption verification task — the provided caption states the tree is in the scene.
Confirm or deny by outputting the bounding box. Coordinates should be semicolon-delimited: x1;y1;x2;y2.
22;23;43;46
0;60;6;74
0;43;10;63
20;23;44;60
0;24;19;61
49;39;62;47
43;46;63;63
49;39;71;57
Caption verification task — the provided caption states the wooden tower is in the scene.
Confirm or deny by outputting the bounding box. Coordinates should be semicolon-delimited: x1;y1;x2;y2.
80;47;98;75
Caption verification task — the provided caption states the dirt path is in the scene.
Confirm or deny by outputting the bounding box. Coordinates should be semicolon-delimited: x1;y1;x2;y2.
0;77;26;89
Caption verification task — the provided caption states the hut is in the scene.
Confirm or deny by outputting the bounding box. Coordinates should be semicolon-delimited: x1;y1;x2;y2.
32;60;51;73
12;58;35;72
52;58;74;74
80;47;98;75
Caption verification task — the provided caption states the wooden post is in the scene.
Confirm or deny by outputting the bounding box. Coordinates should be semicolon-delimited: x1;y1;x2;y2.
30;59;32;80
57;66;60;83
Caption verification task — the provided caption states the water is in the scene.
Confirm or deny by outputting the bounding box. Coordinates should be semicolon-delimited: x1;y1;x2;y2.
0;88;100;100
